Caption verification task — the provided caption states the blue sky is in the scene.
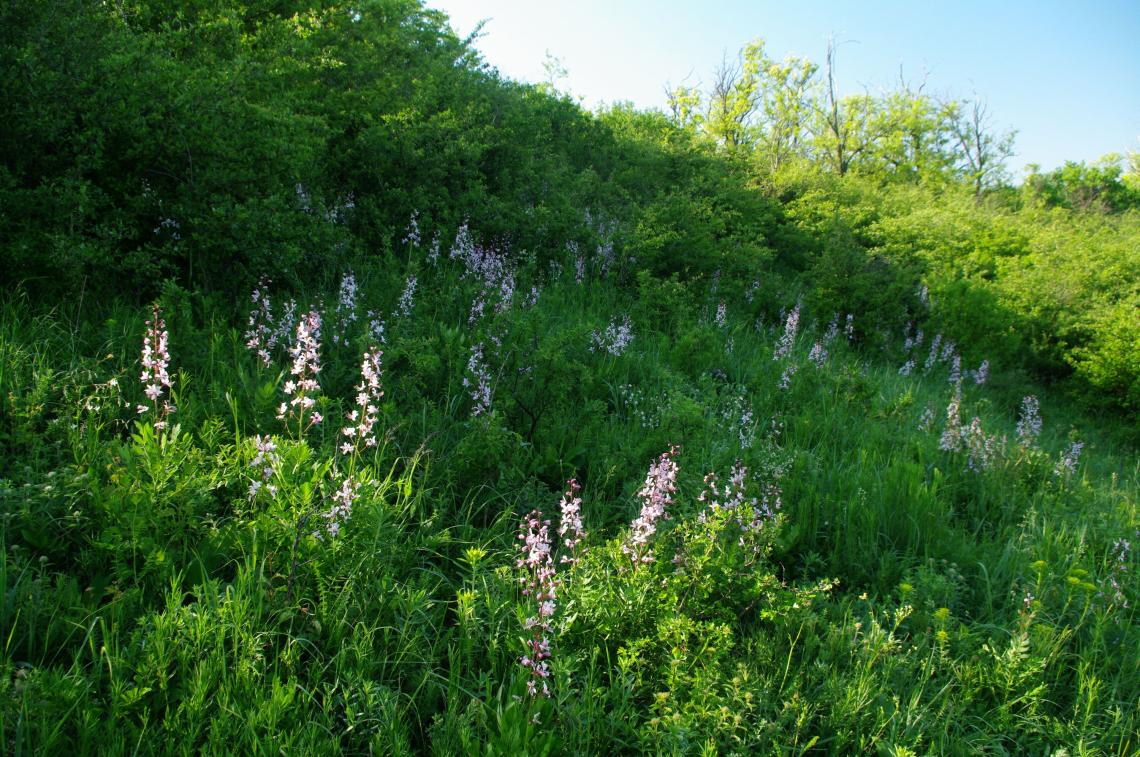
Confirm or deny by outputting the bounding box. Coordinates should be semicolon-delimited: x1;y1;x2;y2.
428;1;1140;174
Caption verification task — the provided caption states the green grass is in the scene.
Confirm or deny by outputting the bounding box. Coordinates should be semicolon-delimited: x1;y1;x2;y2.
1;245;1136;755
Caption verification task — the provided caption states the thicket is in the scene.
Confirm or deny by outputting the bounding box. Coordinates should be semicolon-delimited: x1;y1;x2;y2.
1;1;1137;753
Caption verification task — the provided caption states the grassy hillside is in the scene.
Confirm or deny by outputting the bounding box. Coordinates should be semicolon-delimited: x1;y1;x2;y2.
1;1;1136;754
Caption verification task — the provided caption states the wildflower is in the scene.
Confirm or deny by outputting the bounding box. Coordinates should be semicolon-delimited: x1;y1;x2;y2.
948;354;962;385
963;417;1002;472
778;362;798;390
1016;396;1042;448
366;311;386;344
495;270;516;314
332;271;358;345
918;406;935;432
248;435;280;499
899;358;916;376
808;342;827;368
596;238;615;277
824;314;839;343
737;407;756;448
844;313;855;340
271;299;297;352
244;278;275;366
939;392;963;452
924;334;943;372
277;310;323;433
402;210;421;248
774;303;800;361
1106;538;1130;607
395;274;417;318
517;509;557;696
523;286;541;308
715;301;728;328
321;476;359;538
426;232;441;266
972;359;989;386
463;343;493;416
570;242;585;284
590;315;634;356
623;446;679;564
340;348;383;456
745;279;760;304
1054;441;1084;478
450;221;474;263
558;479;585;564
139;304;175;430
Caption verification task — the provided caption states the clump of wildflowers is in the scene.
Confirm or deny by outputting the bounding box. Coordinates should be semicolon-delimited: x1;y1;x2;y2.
1054;441;1084;479
277;310;323;433
340;348;383;457
139;304;176;430
517;509;557;697
899;358;916;376
248;435;280;499
591;315;634;356
463;342;493;416
623;446;679;565
557;479;585;564
1016;396;1042;448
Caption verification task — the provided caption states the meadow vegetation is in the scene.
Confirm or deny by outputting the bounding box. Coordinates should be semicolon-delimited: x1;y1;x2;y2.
1;1;1136;753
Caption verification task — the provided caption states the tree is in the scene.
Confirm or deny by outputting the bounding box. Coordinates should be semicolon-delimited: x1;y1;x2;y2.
665;79;704;132
947;96;1015;198
811;38;882;176
871;70;958;182
756;54;817;171
705;40;767;151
